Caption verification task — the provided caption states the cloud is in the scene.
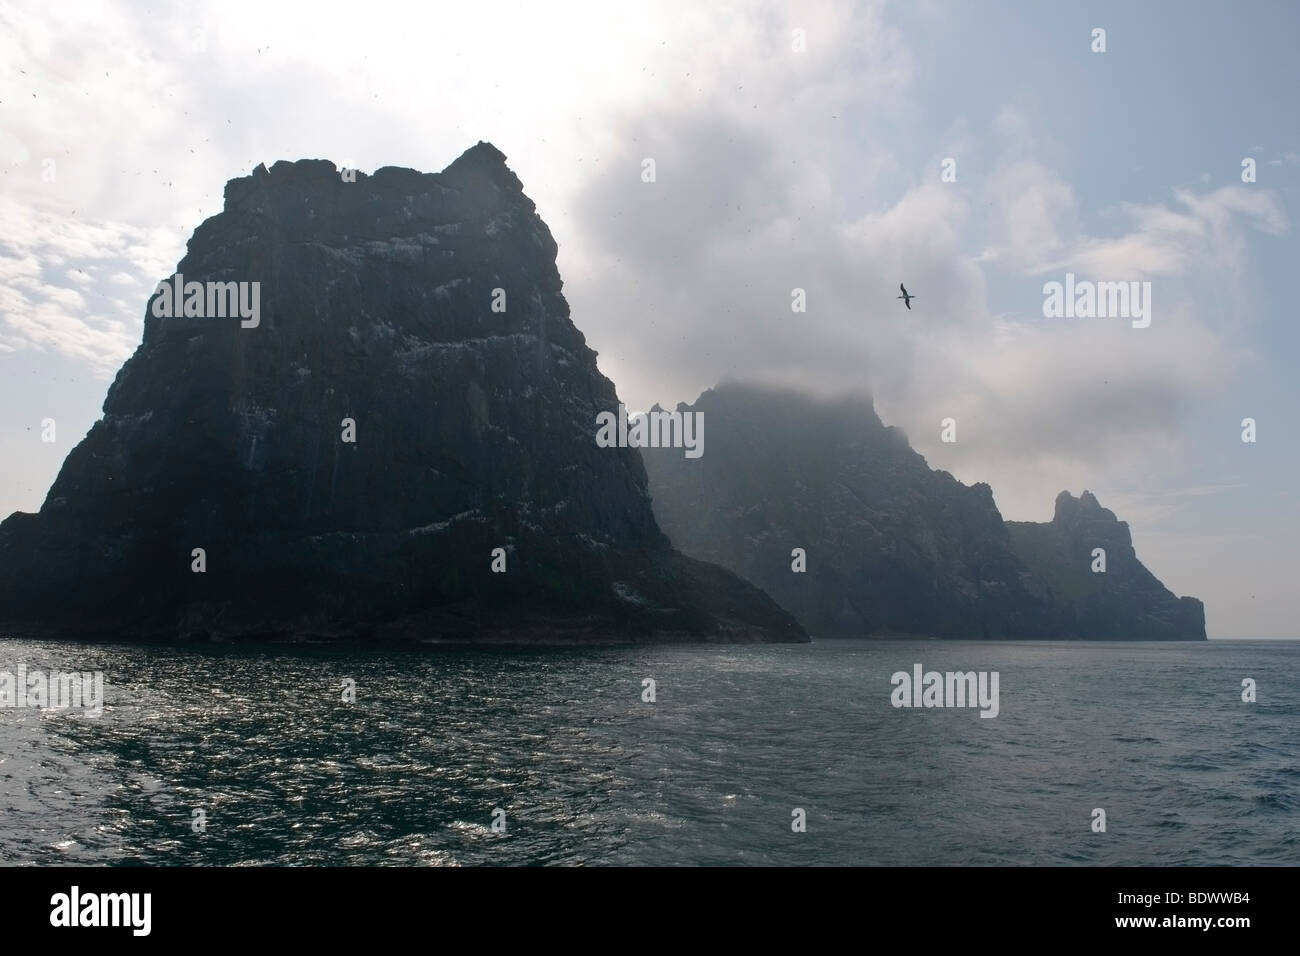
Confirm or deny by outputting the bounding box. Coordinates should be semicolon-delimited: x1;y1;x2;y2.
980;159;1078;272
0;196;178;372
565;72;1287;528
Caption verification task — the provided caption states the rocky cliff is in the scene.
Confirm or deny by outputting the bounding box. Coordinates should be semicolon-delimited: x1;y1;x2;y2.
1006;491;1206;641
0;144;806;644
643;384;1205;640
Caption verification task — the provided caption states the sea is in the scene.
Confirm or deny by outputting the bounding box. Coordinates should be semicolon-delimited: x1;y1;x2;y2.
0;637;1295;866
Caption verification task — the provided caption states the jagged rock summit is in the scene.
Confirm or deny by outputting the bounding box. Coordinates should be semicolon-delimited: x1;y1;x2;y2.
0;144;806;644
1005;490;1206;640
643;383;1205;641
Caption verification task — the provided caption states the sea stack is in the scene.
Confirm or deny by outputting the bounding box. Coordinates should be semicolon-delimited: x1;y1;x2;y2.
1005;491;1206;641
643;383;1205;640
0;144;806;644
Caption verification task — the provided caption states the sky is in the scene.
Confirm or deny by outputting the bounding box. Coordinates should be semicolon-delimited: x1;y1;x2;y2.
1;0;1296;638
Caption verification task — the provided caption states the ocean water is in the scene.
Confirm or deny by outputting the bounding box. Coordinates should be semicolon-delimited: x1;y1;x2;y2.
0;637;1295;866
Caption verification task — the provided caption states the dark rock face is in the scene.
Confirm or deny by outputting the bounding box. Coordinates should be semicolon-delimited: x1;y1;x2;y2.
1006;491;1206;641
642;384;1205;640
0;144;806;644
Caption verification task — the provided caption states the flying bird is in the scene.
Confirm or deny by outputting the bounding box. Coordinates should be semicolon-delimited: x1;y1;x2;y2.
897;283;916;310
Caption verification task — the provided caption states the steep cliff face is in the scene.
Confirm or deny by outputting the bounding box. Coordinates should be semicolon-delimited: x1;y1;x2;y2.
0;144;806;644
1006;491;1205;641
643;384;1204;640
642;384;1062;639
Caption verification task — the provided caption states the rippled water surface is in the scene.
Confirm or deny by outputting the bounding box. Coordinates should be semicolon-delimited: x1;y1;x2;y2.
0;637;1295;865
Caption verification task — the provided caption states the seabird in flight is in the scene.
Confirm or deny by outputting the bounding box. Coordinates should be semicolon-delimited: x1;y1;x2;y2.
897;283;916;310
